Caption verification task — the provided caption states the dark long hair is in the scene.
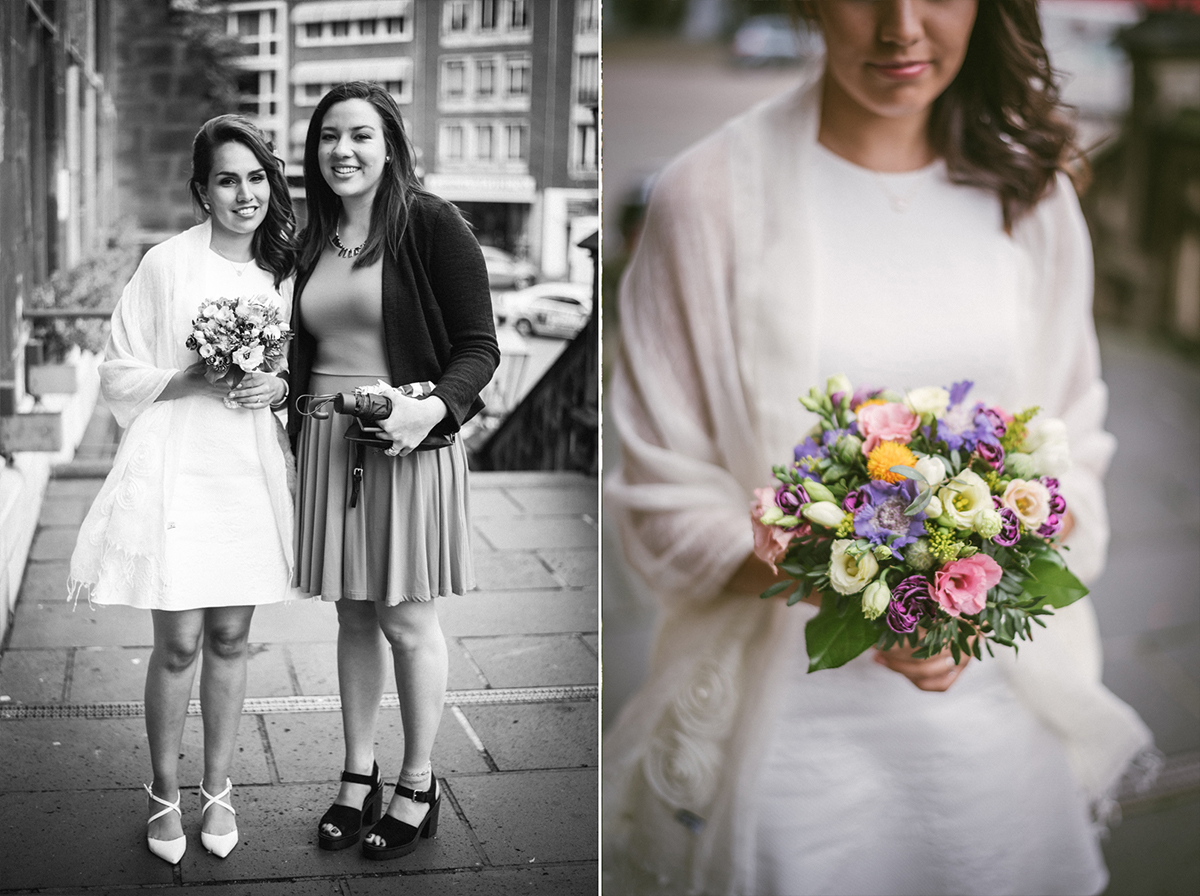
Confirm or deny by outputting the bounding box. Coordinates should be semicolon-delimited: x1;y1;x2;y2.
799;0;1082;232
298;81;429;273
189;115;297;287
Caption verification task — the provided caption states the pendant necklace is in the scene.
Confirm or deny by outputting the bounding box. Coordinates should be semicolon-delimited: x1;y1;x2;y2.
331;225;365;259
212;244;253;276
873;168;932;214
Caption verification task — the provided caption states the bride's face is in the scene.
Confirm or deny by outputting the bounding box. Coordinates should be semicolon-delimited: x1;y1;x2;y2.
815;0;978;121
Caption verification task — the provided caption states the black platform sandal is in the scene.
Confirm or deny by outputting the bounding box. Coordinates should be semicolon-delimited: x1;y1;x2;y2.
361;773;440;861
317;762;383;851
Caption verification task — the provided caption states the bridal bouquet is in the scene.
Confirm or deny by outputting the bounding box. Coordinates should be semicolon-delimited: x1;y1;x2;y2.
185;296;291;391
752;375;1088;672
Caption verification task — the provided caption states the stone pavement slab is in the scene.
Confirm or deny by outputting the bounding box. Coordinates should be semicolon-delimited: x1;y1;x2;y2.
0;717;271;790
536;547;598;589
264;710;491;782
0;788;177;889
474;516;597;552
28;526;77;562
149;881;345;896
440;591;597;638
246;600;340;644
9;569;154;648
449;769;596;865
460;702;597;771
461;634;599;689
472;550;563;591
0;648;69;703
503;484;599;517
175;783;481;882
344;863;598;895
468;486;525;518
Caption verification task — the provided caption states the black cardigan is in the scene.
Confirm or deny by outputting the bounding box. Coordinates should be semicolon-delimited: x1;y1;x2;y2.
286;192;501;448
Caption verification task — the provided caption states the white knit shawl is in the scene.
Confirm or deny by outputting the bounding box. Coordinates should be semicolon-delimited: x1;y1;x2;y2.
603;71;1154;896
68;221;295;609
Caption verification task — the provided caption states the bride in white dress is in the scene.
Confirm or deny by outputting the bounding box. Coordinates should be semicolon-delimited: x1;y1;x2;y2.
70;116;298;864
603;3;1156;894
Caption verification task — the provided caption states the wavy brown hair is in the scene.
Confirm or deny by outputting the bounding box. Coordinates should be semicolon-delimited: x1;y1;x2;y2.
188;115;297;287
298;81;430;273
797;0;1083;232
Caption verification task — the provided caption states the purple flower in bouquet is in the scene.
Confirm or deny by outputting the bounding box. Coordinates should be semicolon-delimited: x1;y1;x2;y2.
850;386;882;410
980;406;1008;439
886;575;934;633
937;401;997;453
1043;478;1067;516
842;487;869;514
853;479;927;555
993;506;1021;546
1037;514;1063;538
775;484;807;515
977;441;1005;470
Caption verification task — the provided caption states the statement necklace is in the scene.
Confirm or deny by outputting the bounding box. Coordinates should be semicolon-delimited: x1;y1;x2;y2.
330;225;365;259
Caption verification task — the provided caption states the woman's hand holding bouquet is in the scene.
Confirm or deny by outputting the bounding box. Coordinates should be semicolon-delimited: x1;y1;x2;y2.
752;375;1087;674
185;296;290;408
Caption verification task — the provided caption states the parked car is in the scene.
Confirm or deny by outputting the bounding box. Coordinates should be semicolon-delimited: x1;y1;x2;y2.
498;282;593;339
731;14;822;66
481;245;539;290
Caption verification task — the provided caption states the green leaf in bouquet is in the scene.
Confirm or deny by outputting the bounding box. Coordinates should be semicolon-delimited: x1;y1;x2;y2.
805;592;880;672
760;580;792;600
888;465;927;484
824;463;850;482
1021;555;1088;609
949;448;962;471
904;489;932;516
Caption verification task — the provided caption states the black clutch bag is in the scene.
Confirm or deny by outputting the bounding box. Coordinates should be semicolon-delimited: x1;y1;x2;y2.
336;383;455;452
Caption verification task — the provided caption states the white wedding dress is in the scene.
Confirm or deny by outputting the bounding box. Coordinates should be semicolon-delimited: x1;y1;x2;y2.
604;74;1151;896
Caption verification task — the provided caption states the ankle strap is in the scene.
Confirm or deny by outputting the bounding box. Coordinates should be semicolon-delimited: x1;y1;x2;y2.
340;761;380;787
200;778;235;817
394;774;437;804
144;784;181;824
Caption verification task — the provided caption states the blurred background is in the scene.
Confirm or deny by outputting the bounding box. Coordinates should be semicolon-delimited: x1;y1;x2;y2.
601;2;1199;894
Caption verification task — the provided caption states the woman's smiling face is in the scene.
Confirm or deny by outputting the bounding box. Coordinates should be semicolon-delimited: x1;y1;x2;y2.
816;0;978;122
318;98;389;204
200;141;270;239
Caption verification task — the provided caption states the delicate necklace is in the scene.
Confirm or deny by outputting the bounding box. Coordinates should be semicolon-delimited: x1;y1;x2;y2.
211;244;253;275
873;168;932;214
330;225;365;259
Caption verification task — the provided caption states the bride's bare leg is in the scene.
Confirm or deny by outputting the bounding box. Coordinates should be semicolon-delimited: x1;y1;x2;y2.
198;605;256;837
145;609;205;842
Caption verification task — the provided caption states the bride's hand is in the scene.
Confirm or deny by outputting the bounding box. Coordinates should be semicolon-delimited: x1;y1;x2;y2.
227;370;285;409
873;641;970;692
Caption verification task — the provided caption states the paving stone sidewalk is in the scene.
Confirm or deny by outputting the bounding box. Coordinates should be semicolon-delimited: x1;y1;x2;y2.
0;415;599;895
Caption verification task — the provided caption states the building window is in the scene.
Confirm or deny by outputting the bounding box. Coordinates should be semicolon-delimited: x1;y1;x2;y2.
476;60;496;97
505;123;528;161
447;0;469;32
360;19;377;36
331;20;350;37
386;16;405;34
305;83;323;101
442;60;466;98
477;124;494;161
509;0;529;30
305;22;321;39
576;122;597;170
237;11;260;37
507;57;531;97
576;53;598;105
230;7;280;59
444;125;465;161
479;0;497;29
576;0;598;34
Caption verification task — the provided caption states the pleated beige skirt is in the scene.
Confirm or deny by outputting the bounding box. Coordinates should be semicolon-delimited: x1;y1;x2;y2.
293;372;474;604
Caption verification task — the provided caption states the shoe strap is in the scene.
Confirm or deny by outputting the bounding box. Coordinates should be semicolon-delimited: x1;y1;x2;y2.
340;761;380;788
394;775;437;804
144;784;182;824
200;778;236;817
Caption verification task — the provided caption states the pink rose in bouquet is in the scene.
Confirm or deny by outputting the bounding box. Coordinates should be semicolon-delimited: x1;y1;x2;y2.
856;402;920;454
933;554;1003;617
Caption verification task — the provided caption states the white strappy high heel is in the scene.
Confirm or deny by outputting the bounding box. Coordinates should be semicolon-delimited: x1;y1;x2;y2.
144;784;186;864
199;778;239;858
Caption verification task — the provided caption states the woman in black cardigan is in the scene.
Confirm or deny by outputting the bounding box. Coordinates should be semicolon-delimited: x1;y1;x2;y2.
287;81;499;861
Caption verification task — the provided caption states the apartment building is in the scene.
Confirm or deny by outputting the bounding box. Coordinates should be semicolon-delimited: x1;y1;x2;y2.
224;0;598;280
